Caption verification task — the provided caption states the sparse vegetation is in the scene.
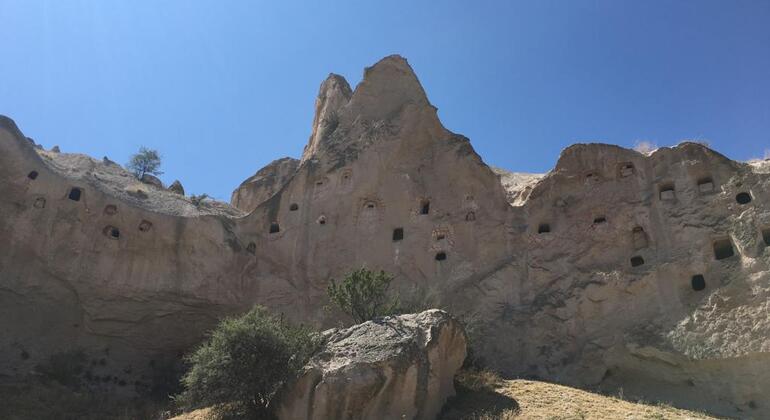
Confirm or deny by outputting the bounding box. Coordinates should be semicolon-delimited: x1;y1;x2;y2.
439;371;718;420
326;267;400;323
190;193;210;207
126;147;163;179
174;306;320;419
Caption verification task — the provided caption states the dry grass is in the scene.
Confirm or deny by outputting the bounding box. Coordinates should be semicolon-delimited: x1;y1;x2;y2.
441;369;719;420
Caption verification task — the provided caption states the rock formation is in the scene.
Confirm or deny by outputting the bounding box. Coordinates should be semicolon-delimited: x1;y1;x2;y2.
277;310;466;420
1;55;768;417
231;157;299;212
168;180;185;195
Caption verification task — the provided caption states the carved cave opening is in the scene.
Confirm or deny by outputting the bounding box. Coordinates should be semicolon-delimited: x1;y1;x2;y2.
659;183;675;200
269;223;280;234
632;226;648;249
138;220;153;232
697;177;714;193
420;200;430;215
435;252;447;261
68;187;82;201
103;226;120;240
393;228;404;241
691;274;706;291
538;223;550;234
735;192;752;205
713;238;735;260
289;203;299;211
630;256;645;267
618;163;634;177
27;171;38;180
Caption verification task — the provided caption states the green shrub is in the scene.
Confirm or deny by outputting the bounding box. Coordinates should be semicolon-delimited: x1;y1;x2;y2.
326;267;400;323
126;146;163;179
190;193;210;207
174;306;320;419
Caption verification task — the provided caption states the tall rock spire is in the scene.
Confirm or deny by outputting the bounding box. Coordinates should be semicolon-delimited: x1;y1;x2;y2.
301;74;352;162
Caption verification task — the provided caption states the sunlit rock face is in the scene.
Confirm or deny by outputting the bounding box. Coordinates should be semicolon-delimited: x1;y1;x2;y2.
1;55;769;416
277;310;466;420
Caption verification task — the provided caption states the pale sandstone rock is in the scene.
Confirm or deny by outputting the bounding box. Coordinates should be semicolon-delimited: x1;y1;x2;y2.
1;55;769;417
277;310;466;420
140;173;163;189
230;157;299;212
168;180;185;195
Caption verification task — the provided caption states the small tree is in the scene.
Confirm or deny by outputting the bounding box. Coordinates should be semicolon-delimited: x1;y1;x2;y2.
327;268;400;323
126;147;163;179
175;306;319;419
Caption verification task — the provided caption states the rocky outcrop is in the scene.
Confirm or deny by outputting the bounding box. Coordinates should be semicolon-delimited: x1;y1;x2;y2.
1;55;769;417
277;310;466;420
140;174;163;189
168;180;185;195
230;157;299;212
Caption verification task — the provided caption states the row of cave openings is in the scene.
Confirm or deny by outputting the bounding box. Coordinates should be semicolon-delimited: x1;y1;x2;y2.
580;164;755;205
539;217;770;272
658;176;753;205
27;175;155;241
266;199;457;263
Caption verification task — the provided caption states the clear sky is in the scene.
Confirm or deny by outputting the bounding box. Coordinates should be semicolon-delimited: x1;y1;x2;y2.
1;1;768;201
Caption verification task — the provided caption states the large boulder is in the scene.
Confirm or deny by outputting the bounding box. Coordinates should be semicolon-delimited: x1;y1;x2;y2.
140;173;163;189
277;309;467;420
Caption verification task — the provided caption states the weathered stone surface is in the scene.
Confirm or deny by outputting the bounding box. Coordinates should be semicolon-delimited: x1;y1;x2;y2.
1;55;769;417
277;310;466;420
140;173;163;189
230;157;299;212
168;179;185;195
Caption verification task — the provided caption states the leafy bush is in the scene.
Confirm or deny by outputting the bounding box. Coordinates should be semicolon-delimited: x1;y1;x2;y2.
189;193;210;207
326;267;400;323
126;147;163;179
175;306;320;419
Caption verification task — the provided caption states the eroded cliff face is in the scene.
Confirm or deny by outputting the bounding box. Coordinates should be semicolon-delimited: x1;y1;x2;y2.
1;55;768;416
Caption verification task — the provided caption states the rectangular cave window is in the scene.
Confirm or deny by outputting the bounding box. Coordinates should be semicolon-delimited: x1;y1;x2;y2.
593;216;607;224
659;183;675;201
763;228;770;246
269;222;280;234
289;203;299;211
713;238;735;260
68;187;82;201
618;163;634;177
697;177;715;193
630;256;645;267
435;252;447;261
392;228;404;241
632;226;648;249
420;200;430;215
537;223;550;234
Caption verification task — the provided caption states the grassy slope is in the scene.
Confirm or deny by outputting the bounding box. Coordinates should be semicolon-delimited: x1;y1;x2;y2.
439;370;719;420
3;372;720;420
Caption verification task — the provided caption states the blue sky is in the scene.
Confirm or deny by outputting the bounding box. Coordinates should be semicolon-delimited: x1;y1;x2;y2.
1;1;768;200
